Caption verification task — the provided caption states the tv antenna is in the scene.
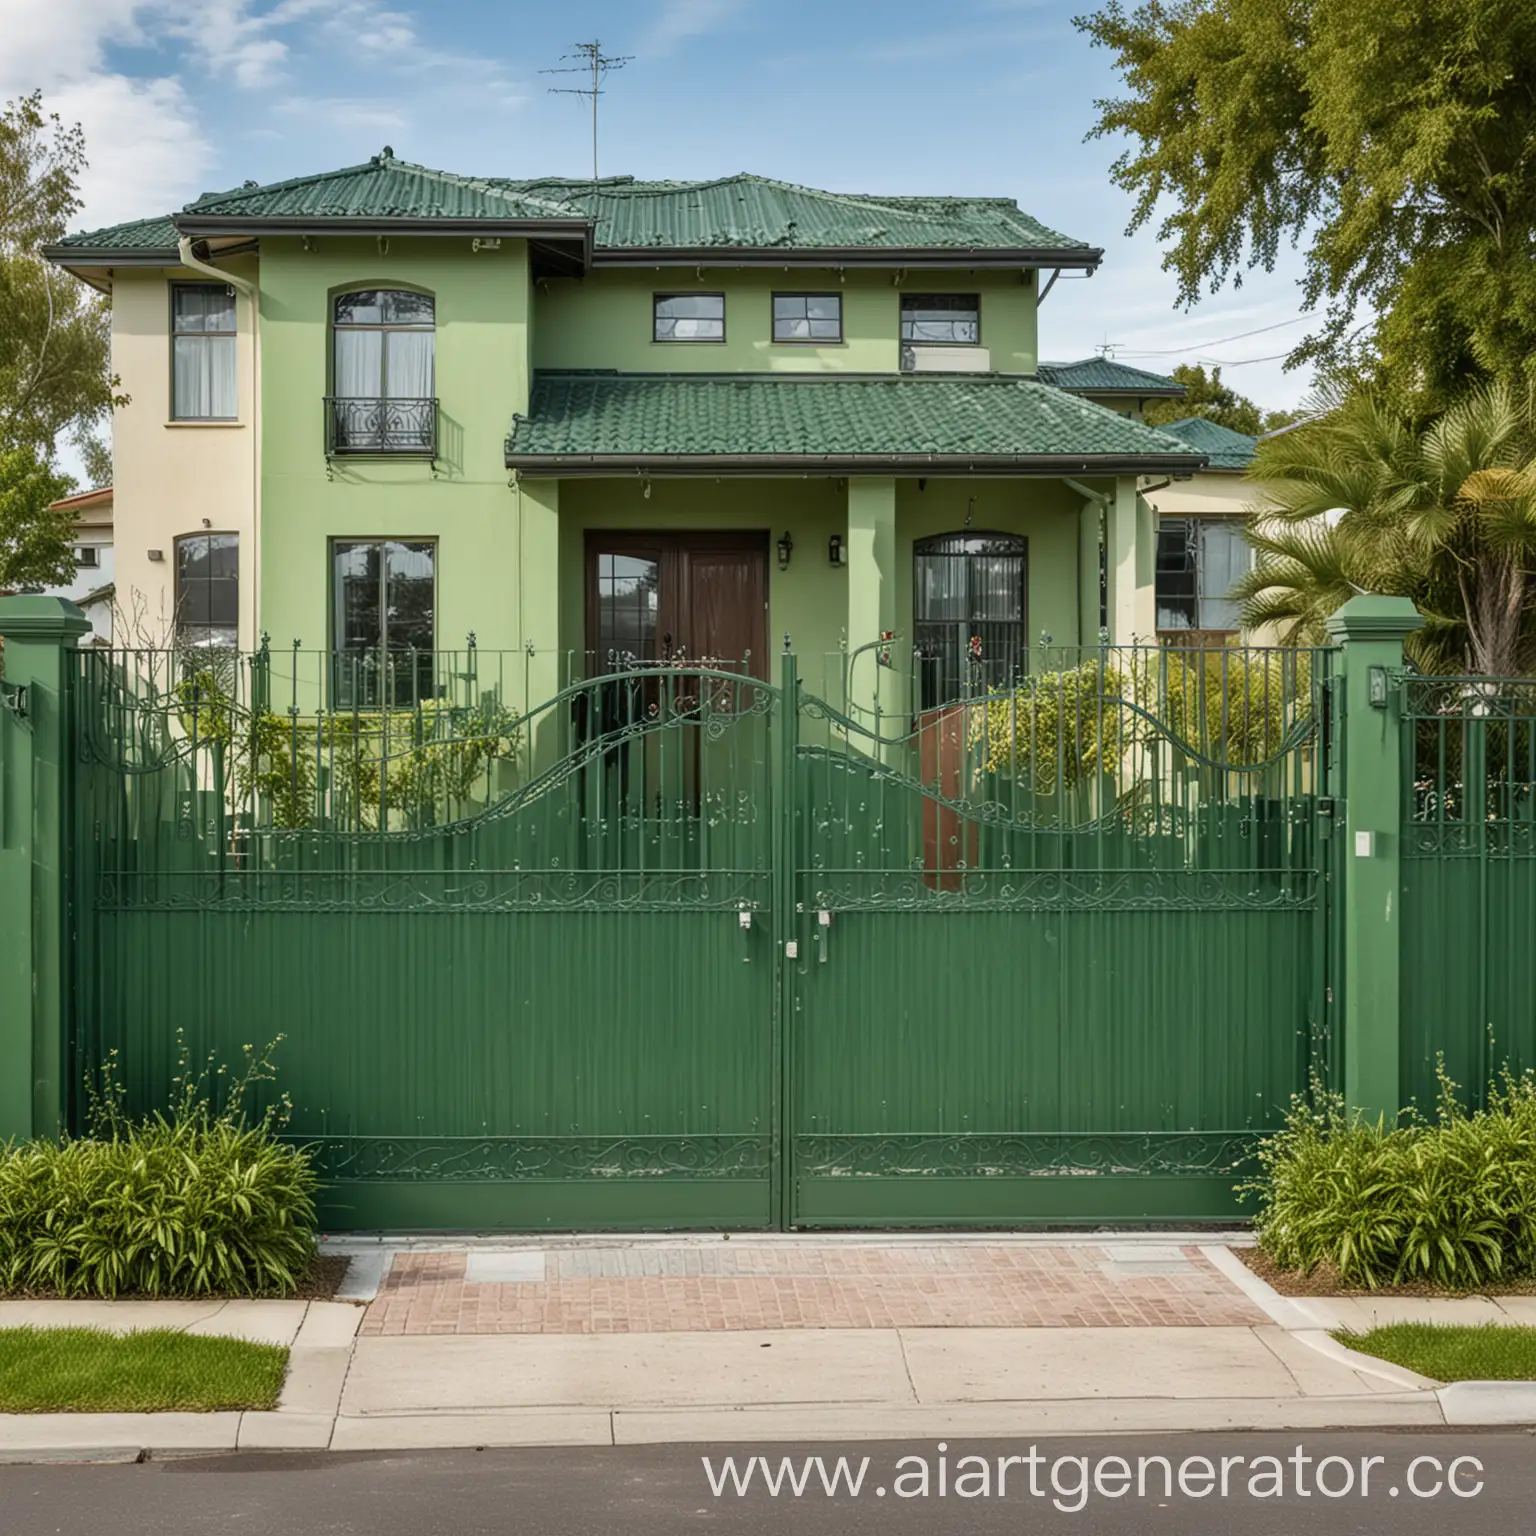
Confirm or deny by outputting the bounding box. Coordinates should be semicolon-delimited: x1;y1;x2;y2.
543;40;632;181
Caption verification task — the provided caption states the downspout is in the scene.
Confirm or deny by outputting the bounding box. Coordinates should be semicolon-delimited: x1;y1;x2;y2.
178;237;260;646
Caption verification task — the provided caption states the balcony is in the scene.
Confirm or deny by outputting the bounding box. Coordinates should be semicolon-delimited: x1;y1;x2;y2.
324;396;438;459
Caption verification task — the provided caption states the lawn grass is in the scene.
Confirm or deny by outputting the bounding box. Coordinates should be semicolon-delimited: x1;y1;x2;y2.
0;1327;289;1413
1337;1322;1536;1382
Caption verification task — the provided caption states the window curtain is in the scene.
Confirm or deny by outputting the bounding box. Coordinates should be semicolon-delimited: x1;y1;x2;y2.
334;330;382;397
172;335;236;419
385;331;433;398
1197;523;1251;630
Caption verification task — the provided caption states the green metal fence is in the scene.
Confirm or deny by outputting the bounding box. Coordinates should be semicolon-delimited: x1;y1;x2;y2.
64;637;1337;1229
1401;674;1536;1109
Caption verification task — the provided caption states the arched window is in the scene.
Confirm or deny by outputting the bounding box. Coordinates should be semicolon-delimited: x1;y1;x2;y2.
328;289;436;455
913;532;1027;708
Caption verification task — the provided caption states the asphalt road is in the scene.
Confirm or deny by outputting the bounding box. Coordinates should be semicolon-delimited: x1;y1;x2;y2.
3;1432;1535;1535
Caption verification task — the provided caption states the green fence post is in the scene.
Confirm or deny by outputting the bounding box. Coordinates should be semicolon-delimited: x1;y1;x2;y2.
1324;595;1425;1122
0;596;91;1143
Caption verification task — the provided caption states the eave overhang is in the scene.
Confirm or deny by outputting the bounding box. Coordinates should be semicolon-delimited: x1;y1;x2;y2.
588;244;1104;272
504;451;1206;478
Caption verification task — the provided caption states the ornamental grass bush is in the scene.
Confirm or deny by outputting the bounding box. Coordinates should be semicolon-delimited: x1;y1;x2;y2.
0;1037;318;1298
1244;1067;1536;1290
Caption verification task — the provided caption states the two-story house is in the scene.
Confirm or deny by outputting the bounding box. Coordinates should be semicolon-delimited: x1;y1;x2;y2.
46;153;1207;713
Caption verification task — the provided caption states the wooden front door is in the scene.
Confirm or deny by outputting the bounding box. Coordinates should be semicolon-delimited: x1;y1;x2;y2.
585;531;769;678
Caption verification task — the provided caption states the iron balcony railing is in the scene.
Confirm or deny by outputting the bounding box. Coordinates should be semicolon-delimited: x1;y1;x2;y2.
323;396;437;458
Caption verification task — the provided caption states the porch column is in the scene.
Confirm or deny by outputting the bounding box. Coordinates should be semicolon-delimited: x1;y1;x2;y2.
1106;477;1156;644
516;476;561;706
1077;496;1103;646
846;477;899;723
0;596;91;1142
1325;595;1424;1122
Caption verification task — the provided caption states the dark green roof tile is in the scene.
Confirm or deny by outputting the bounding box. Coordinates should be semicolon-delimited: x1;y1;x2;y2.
1155;417;1258;470
52;159;1092;258
507;373;1205;471
1038;358;1183;395
50;214;179;253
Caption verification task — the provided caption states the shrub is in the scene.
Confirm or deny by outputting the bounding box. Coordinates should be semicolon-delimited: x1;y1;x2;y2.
0;1038;318;1298
968;658;1128;790
1244;1068;1536;1289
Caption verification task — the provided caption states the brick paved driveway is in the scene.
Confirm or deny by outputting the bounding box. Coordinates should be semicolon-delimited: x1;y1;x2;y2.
360;1243;1264;1336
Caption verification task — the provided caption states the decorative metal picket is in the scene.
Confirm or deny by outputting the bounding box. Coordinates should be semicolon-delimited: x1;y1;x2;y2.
1400;674;1536;1110
66;639;1337;1229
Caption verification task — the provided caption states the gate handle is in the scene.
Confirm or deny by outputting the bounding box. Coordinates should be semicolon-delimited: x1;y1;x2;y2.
816;908;831;965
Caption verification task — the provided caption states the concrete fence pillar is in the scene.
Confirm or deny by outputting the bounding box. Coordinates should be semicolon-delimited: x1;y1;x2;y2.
0;596;91;1143
1324;594;1425;1121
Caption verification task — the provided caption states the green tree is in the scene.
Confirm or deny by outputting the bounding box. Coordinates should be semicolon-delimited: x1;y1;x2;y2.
0;92;121;585
0;444;75;589
1144;363;1298;434
1075;0;1536;406
1233;383;1536;674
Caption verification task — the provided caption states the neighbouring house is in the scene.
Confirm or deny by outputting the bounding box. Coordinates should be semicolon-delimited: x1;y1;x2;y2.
1139;418;1261;644
36;486;115;644
43;153;1211;694
1036;357;1186;423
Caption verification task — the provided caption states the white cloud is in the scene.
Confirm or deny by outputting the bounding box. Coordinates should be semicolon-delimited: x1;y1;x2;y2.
51;73;219;227
642;0;744;56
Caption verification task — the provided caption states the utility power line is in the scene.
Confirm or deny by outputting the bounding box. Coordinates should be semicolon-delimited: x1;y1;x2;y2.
1102;314;1316;359
543;40;632;181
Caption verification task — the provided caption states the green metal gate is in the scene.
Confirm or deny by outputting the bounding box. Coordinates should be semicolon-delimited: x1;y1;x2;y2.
784;644;1335;1225
65;640;1336;1229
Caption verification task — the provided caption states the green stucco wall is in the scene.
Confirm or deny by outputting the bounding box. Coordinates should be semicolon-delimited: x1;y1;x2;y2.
257;236;532;652
534;269;1038;375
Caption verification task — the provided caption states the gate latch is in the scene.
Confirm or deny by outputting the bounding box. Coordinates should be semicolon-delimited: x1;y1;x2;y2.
738;909;753;931
0;680;28;723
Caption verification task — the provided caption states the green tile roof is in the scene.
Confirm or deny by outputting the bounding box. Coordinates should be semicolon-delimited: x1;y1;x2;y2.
1155;417;1258;471
50;156;1093;259
48;213;180;254
504;173;1085;252
506;373;1206;473
177;156;586;224
1038;358;1183;395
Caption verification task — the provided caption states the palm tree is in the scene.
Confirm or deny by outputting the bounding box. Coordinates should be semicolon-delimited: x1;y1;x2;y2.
1234;384;1536;675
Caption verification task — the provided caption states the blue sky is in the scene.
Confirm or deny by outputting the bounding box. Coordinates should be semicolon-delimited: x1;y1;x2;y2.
8;0;1314;411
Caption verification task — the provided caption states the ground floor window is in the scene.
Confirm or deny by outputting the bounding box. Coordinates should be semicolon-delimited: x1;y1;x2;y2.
913;532;1027;709
330;538;436;705
1155;518;1251;635
174;532;239;649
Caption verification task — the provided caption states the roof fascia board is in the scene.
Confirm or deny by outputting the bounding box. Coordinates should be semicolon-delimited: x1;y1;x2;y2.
42;247;180;266
505;451;1207;476
1059;384;1185;398
589;245;1103;270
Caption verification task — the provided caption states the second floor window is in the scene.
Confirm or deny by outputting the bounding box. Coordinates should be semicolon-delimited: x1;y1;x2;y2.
171;284;237;420
175;532;239;649
654;293;725;342
901;293;980;345
773;293;842;343
331;289;435;453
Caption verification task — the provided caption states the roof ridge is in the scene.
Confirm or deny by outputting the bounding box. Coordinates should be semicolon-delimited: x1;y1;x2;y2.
183;152;588;220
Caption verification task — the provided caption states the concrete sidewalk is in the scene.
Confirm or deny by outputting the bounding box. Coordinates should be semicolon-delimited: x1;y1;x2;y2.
1;1238;1533;1458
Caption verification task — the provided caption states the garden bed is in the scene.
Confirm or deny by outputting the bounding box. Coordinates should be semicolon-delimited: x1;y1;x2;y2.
1240;1245;1536;1299
0;1253;351;1304
0;1327;289;1413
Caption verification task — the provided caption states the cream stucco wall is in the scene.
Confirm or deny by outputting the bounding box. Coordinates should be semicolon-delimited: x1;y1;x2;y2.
109;261;259;649
1142;470;1266;519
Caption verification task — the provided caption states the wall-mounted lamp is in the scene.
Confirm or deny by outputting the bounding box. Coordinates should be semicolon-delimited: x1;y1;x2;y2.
147;549;164;563
777;531;794;570
828;534;846;567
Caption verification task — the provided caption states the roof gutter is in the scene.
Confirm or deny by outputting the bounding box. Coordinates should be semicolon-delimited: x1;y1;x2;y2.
588;245;1104;271
505;452;1207;478
179;236;262;651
